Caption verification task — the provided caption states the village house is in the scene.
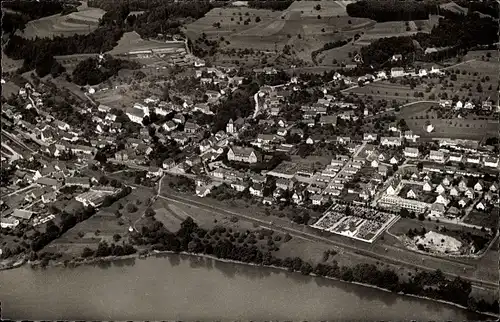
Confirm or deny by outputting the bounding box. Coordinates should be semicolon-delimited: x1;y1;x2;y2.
423;181;434;192
230;181;249;192
125;107;145;124
172;114;185;124
449;186;460;197
429;150;445;163
449;153;463;163
483;157;499;168
404;130;420;142
249;183;264;197
406;188;418;199
41;191;57;204
404;147;419;158
464;187;475;199
435;194;450;206
390;67;405;78
311;194;326;206
380;137;402;147
363;133;378;142
163;121;177;132
389;156;400;165
474;180;484;192
466;155;481;164
458;197;470;208
430;203;445;217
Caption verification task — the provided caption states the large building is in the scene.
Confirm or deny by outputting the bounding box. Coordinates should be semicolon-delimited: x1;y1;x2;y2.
227;146;260;164
379;195;429;213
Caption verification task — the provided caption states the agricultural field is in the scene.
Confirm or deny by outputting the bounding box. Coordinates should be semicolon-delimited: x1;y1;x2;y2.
14;3;105;39
184;3;373;64
463;209;499;230
1;52;23;74
439;1;468;14
463;49;498;61
349;81;431;103
107;31;186;56
398;102;498;140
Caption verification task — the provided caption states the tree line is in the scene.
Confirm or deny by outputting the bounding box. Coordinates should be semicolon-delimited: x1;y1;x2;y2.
346;0;438;22
359;10;497;67
2;0;64;33
131;216;499;315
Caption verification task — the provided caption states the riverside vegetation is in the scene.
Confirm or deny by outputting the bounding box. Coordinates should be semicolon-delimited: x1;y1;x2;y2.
79;215;499;316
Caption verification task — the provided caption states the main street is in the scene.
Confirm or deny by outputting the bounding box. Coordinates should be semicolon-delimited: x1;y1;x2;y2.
157;192;497;290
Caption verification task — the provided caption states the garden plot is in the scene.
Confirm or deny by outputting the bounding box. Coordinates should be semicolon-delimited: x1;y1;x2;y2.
311;204;398;243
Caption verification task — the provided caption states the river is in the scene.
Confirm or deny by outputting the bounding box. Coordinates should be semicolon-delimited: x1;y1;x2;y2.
0;254;488;321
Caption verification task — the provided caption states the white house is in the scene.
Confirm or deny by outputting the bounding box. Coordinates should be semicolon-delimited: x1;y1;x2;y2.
484;157;498;168
249;184;264;197
407;188;417;199
418;69;428;77
430;203;445;217
476;200;486;211
380;137;402;147
435;184;446;194
435;194;450;206
429;150;445;163
363;133;378;142
449;153;463;163
426;124;434;133
466;155;481;164
404;147;419;158
126;107;145;124
455;101;463;110
390;67;405;78
423;181;434;192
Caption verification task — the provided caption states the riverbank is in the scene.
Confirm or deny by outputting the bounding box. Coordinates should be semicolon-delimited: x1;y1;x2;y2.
24;249;499;319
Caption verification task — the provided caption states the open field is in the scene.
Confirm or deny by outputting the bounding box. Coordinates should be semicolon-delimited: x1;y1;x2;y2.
463;50;499;61
398;103;499;140
439;1;468;14
14;4;105;39
183;7;281;41
463;209;499;229
1;52;23;74
359;16;437;42
184;4;373;63
1;81;21;99
107;31;186;56
348;81;431;103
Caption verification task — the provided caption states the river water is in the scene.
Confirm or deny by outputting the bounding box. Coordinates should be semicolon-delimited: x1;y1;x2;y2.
0;254;488;321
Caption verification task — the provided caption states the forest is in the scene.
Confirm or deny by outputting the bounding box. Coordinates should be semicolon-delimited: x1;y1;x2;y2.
360;10;498;67
130;216;499;315
346;0;437;22
1;0;64;33
72;55;141;85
